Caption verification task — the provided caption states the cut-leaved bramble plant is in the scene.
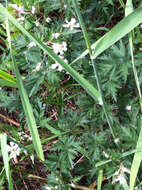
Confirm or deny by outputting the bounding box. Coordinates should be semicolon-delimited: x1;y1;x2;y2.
0;0;142;189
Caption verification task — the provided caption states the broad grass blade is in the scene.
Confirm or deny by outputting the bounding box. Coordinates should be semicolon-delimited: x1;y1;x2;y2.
0;168;5;187
125;1;142;189
0;79;18;88
5;17;44;161
0;134;13;190
71;6;142;64
97;170;103;190
0;3;101;102
129;121;142;190
0;70;16;83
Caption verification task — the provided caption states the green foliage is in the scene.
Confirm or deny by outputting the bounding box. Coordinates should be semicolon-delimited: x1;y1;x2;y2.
0;0;142;189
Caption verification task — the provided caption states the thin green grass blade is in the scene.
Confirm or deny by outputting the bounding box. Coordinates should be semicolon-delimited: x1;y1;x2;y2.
0;3;101;103
129;121;142;190
71;6;142;64
72;0;116;140
0;167;5;187
124;1;142;189
119;0;125;8
0;134;13;190
0;70;16;83
97;170;103;190
5;17;44;161
0;79;18;88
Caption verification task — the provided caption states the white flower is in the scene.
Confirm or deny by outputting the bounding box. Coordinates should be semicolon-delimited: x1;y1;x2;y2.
52;41;67;55
18;131;25;141
98;97;103;106
64;4;67;9
28;41;36;48
50;63;63;72
16;17;25;24
7;142;21;159
46;17;51;23
23;149;27;155
45;187;51;190
52;33;60;39
50;55;68;72
63;18;80;30
32;62;42;72
30;154;34;164
112;173;127;185
31;6;35;14
112;164;130;186
0;87;2;90
114;138;120;144
18;131;32;141
125;105;131;111
103;151;109;158
35;21;40;27
10;4;25;15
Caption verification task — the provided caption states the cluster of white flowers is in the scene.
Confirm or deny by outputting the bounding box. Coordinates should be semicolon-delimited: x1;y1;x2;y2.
7;142;21;159
18;131;32;141
10;4;36;15
112;164;130;186
51;41;68;71
9;4;36;24
63;18;80;30
6;140;35;164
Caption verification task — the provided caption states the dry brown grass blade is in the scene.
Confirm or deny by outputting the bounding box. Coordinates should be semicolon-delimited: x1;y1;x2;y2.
0;113;20;127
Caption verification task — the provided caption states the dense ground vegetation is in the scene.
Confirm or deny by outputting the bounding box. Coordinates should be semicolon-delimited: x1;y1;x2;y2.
0;0;142;189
